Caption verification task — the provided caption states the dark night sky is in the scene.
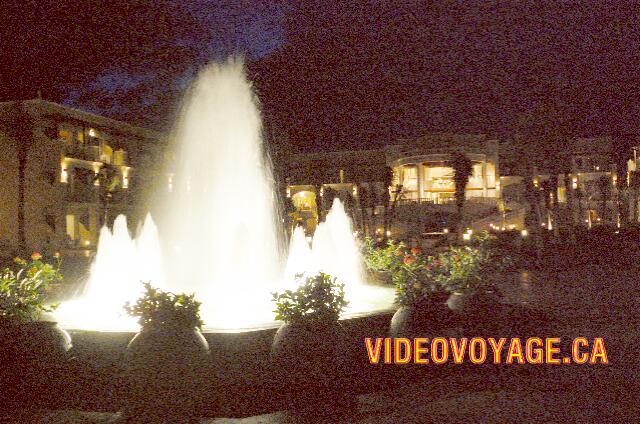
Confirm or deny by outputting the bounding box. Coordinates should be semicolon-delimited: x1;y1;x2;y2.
2;0;640;152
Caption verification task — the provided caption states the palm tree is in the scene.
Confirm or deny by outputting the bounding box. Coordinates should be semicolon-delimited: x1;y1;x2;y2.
14;103;35;255
451;152;472;238
597;175;611;224
629;171;640;223
93;164;120;228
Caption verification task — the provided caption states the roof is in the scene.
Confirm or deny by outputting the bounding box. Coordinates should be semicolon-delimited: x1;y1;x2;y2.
0;99;163;142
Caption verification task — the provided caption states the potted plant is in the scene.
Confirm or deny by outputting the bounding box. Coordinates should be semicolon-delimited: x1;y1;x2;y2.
0;253;70;408
271;272;350;408
389;248;450;338
122;282;209;422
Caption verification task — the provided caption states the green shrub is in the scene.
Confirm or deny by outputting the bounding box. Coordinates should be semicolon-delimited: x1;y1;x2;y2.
124;282;204;331
393;248;448;306
272;272;348;325
0;253;62;323
361;237;406;275
436;232;509;294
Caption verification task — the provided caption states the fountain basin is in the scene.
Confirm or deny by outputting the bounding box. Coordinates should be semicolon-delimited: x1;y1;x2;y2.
34;308;395;417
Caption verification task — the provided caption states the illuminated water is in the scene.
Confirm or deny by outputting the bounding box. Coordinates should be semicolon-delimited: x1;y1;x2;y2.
56;59;394;331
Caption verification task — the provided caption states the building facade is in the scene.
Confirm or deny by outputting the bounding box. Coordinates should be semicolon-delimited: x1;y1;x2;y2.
282;133;502;238
0;99;163;258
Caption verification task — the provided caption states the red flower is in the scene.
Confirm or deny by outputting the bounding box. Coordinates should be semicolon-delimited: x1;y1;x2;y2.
410;247;422;255
31;252;42;261
403;256;416;266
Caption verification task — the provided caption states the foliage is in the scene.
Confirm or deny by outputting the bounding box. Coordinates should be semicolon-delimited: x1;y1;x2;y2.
124;282;204;331
436;232;509;294
393;249;447;306
451;152;473;215
361;237;406;275
0;253;62;323
272;272;348;325
392;232;511;305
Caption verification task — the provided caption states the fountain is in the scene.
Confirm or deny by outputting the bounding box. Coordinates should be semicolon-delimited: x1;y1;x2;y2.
55;58;394;331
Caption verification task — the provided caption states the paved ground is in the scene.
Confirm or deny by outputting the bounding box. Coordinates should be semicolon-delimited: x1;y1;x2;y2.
3;267;639;423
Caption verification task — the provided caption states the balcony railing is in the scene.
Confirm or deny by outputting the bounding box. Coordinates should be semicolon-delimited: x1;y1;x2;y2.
64;184;97;203
63;144;101;162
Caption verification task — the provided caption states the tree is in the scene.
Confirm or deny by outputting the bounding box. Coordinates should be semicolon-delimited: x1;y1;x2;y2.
512;100;575;238
451;152;472;238
93;164;121;228
382;167;401;241
597;175;611;224
14;103;35;254
629;171;640;223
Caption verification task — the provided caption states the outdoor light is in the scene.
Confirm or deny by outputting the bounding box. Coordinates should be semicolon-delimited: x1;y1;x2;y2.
462;233;471;241
89;128;96;137
443;228;449;233
286;187;291;198
319;186;324;197
60;166;68;183
84;240;90;246
386;230;391;237
466;228;473;234
122;168;129;189
352;186;358;196
168;174;173;192
521;229;528;237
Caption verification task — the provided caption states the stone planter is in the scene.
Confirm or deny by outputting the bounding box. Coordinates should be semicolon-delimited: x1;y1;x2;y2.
271;321;351;409
122;326;210;422
389;293;451;339
446;289;505;334
0;320;72;408
446;289;502;314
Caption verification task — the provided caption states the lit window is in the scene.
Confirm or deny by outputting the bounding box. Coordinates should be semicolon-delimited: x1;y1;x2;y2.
58;129;72;144
122;168;130;189
60;161;68;183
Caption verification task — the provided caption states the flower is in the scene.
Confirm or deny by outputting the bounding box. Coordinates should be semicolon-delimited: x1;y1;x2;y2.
452;254;460;262
403;256;416;266
410;247;422;255
31;252;42;261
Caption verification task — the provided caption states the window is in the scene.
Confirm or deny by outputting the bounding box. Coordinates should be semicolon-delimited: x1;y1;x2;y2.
45;213;56;230
58;128;72;144
402;166;418;191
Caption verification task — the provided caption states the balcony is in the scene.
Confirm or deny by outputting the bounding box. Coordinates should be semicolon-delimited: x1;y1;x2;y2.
64;183;97;203
63;144;101;162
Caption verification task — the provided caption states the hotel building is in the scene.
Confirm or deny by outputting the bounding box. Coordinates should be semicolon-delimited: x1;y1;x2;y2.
0;99;163;258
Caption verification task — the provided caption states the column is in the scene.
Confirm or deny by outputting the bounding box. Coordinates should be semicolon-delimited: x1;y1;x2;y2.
482;161;488;198
416;163;424;201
